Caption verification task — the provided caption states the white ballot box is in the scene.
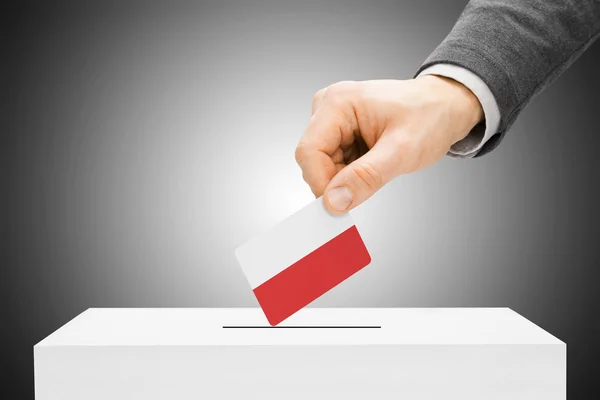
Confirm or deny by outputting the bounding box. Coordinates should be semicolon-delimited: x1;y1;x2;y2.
34;308;565;399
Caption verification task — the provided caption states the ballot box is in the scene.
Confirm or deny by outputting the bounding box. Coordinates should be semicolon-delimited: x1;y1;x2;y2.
34;308;565;399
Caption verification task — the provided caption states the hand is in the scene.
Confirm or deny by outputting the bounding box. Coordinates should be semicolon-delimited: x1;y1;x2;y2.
295;76;484;214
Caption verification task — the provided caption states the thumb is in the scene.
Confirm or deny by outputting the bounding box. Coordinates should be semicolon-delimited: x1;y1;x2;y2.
322;134;402;214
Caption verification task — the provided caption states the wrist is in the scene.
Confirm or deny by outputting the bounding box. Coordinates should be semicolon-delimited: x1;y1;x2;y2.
419;74;484;143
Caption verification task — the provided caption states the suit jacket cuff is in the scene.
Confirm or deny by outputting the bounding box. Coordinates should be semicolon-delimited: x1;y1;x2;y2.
417;63;501;158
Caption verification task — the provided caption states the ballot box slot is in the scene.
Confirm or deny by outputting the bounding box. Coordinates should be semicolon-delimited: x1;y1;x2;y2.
222;325;382;329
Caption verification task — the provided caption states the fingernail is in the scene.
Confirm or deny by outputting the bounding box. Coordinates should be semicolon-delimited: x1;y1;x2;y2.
327;186;353;211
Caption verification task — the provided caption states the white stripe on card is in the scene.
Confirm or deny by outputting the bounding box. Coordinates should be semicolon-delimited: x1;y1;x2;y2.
235;197;354;289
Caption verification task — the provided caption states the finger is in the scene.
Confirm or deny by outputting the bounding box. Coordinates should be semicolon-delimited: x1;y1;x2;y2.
302;100;357;157
296;109;356;195
297;150;337;197
297;81;362;197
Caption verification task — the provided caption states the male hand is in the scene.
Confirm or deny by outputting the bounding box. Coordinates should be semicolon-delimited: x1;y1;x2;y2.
295;76;484;214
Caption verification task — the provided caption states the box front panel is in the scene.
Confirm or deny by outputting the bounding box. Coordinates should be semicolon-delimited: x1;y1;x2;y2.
34;344;565;400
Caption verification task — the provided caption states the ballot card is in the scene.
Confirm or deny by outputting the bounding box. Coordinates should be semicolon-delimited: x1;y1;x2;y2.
235;197;371;326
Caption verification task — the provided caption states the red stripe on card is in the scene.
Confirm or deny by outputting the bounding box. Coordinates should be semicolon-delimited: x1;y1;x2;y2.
253;225;371;326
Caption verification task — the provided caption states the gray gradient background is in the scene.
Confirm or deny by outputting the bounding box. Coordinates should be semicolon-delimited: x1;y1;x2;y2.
3;0;599;398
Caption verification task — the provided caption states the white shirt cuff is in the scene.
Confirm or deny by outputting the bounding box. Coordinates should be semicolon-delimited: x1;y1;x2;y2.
418;64;501;158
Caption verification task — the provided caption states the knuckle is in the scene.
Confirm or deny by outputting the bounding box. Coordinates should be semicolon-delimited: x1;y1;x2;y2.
326;90;349;110
326;93;346;110
313;88;326;102
327;81;353;96
324;81;360;111
351;161;383;192
294;142;309;165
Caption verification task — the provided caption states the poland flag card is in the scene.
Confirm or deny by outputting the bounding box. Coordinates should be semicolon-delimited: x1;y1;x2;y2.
235;197;371;326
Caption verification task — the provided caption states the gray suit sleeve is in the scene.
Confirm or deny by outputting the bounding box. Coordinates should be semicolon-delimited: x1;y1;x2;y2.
416;0;600;157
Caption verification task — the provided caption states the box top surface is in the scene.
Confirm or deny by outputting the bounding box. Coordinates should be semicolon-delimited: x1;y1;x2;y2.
36;308;563;347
